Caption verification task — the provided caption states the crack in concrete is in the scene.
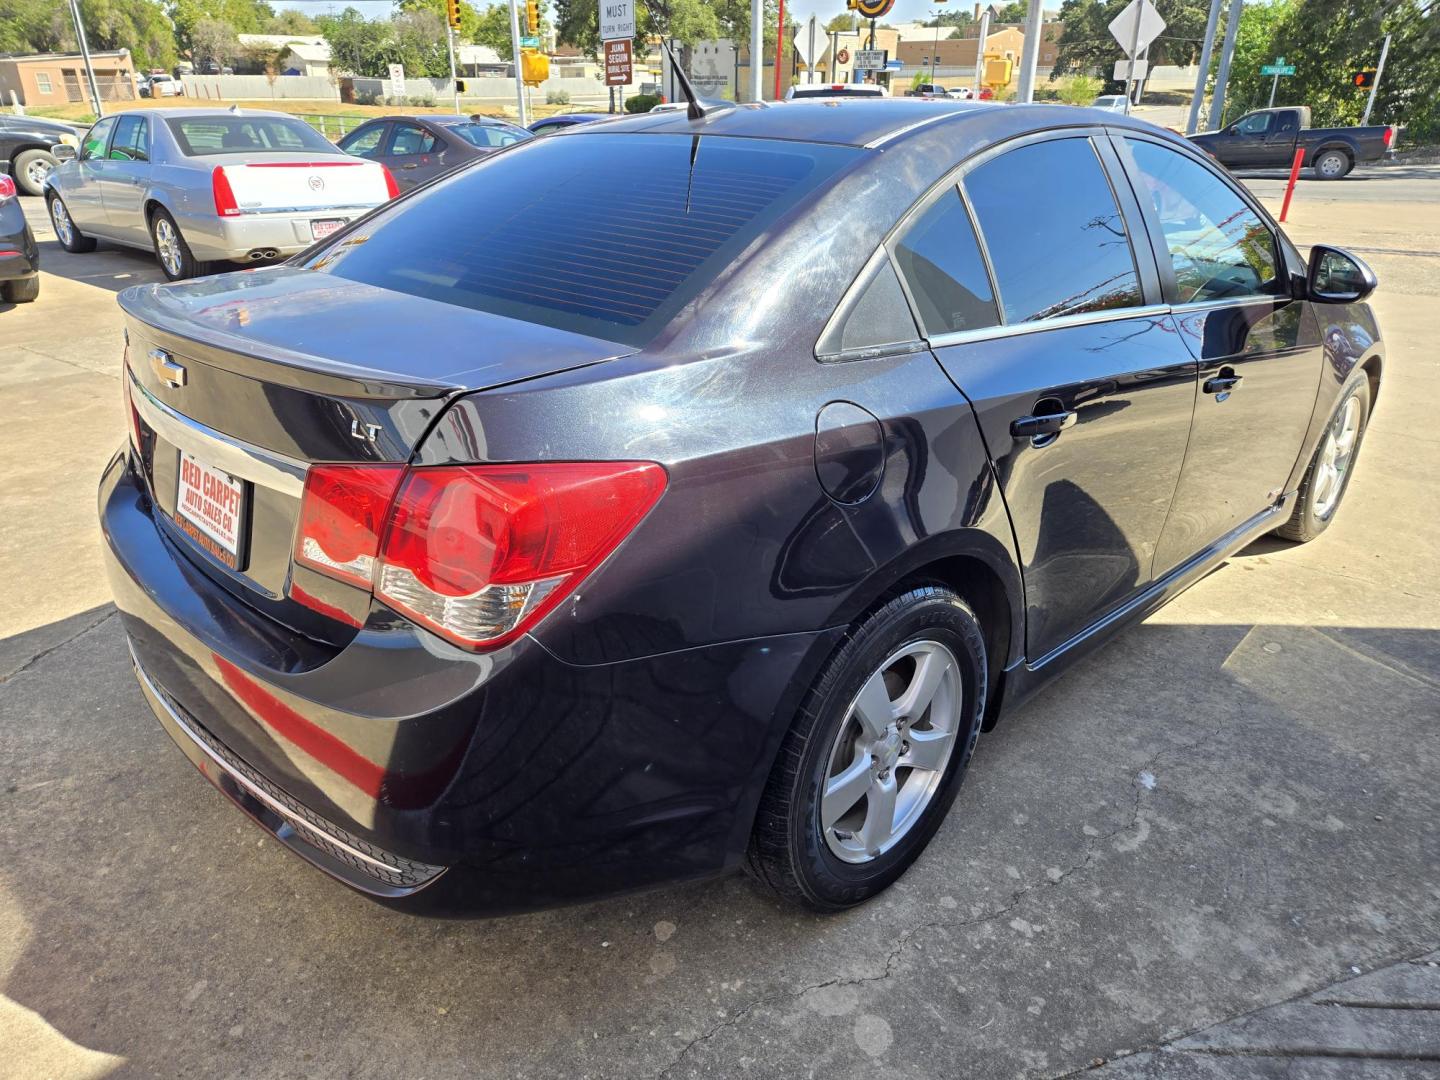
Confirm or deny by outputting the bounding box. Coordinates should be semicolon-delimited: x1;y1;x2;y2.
0;609;116;685
653;727;1222;1078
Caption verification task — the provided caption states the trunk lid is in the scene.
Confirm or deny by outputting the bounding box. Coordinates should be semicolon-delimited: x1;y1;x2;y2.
197;152;391;212
119;266;636;641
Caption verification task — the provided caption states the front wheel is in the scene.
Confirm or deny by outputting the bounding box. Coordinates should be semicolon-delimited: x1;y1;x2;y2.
12;149;56;197
149;208;205;280
47;194;96;253
1313;149;1352;180
1275;377;1371;543
745;586;988;911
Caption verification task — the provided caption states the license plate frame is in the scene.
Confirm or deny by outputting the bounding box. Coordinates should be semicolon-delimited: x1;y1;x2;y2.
174;450;249;571
310;218;347;240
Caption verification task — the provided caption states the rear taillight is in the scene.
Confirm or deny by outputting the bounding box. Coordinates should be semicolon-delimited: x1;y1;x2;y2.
293;465;406;589
0;175;15;201
122;336;143;455
212;166;241;217
290;460;666;649
381;165;399;199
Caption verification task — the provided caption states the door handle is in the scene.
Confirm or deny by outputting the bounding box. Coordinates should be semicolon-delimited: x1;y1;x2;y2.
1011;408;1077;442
1203;368;1242;395
401;163;419;169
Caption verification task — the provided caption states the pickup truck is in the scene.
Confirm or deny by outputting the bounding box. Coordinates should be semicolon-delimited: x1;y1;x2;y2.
1187;106;1396;179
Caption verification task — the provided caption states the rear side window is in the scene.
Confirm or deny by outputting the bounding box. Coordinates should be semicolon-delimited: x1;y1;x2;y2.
342;124;387;158
166;116;338;156
389;123;438;155
892;187;998;336
306;134;859;346
449;122;531;148
1125;139;1280;303
964;138;1142;323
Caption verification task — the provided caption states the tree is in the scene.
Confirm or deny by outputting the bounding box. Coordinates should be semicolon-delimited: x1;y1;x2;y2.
826;12;859;32
1051;0;1211;75
554;0;755;57
317;7;390;75
923;9;974;28
317;4;455;78
0;0;176;72
189;15;241;70
993;1;1030;22
168;0;277;58
265;9;318;34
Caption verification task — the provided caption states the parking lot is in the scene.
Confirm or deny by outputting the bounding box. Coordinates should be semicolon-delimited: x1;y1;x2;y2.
3;166;1439;1079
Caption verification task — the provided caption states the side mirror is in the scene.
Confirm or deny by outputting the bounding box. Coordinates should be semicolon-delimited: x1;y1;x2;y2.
1307;245;1377;304
52;143;76;163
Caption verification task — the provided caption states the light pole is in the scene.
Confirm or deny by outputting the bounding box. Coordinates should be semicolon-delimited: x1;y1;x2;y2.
932;0;948;86
67;0;104;118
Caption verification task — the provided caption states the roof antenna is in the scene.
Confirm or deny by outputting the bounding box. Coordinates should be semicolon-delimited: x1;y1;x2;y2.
662;40;729;121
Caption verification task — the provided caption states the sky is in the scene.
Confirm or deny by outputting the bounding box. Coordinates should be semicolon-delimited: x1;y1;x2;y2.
277;0;980;29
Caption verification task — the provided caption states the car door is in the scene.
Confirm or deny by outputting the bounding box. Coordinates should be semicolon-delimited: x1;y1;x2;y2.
1257;109;1300;168
99;114;150;243
337;121;390;164
68;116;119;235
1115;134;1323;577
384;122;443;190
1220;112;1274;168
905;133;1199;663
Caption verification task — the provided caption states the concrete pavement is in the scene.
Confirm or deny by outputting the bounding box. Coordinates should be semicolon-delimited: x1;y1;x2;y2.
1;168;1437;1079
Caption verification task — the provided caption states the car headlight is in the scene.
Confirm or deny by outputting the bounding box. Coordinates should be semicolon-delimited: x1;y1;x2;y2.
59;133;79;148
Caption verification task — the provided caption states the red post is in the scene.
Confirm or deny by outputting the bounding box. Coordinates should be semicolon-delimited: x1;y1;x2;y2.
774;0;785;101
1279;146;1305;223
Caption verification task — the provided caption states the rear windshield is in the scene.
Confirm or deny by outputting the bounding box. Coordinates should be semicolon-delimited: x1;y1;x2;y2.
166;116;339;156
304;133;859;346
791;87;882;97
447;121;532;148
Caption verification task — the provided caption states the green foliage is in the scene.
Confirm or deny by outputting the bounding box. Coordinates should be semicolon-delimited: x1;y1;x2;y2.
555;0;755;58
0;0;177;73
1052;0;1212;73
625;92;660;112
923;9;974;28
168;0;277;56
1055;72;1102;104
266;9;318;34
992;1;1031;22
317;4;451;78
189;16;241;70
826;13;859;32
546;88;571;103
911;69;927;90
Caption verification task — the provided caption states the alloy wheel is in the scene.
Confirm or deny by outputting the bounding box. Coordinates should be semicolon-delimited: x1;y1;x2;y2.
50;199;73;246
1318;153;1346;178
1312;395;1361;518
26;157;53;189
154;217;182;277
821;640;963;864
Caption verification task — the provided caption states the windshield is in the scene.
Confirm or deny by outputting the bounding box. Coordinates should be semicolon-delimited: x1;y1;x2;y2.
447;122;533;149
304;133;859;346
790;86;882;98
165;116;339;156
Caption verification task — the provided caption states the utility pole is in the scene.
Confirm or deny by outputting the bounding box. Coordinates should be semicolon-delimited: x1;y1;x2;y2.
749;0;762;101
447;24;460;113
67;0;103;118
507;0;526;124
972;8;990;97
1208;0;1243;130
1187;0;1223;133
774;0;786;101
1016;0;1043;103
1362;32;1390;125
1121;0;1143;114
808;16;818;85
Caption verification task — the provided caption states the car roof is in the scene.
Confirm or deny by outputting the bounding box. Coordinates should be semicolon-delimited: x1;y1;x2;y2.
565;98;1168;149
126;107;306;121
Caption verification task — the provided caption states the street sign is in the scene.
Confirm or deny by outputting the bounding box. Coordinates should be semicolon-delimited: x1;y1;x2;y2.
1108;0;1166;57
387;63;406;96
604;38;633;87
599;0;636;44
1114;59;1149;81
854;0;895;17
794;15;822;70
1260;64;1296;76
854;48;887;71
519;35;541;48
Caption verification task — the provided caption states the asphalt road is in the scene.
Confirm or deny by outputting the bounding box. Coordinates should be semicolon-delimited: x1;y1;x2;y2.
2;167;1438;1080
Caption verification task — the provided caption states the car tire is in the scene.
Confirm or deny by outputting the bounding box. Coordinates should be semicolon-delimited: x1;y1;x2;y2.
745;585;987;912
1275;376;1371;543
2;276;39;303
47;194;97;254
1313;149;1351;180
12;148;57;197
148;208;205;280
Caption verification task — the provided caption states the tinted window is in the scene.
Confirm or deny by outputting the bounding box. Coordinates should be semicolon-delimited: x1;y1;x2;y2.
389;123;438;155
306;134;858;346
892;188;998;335
965;138;1142;322
341;124;386;158
1126;139;1279;303
81;117;116;161
109;115;149;161
449;122;531;148
166;116;337;156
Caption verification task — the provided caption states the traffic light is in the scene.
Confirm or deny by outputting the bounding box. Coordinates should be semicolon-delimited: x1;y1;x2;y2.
455;78;467;93
521;50;549;86
1351;69;1376;88
526;0;539;35
445;0;461;31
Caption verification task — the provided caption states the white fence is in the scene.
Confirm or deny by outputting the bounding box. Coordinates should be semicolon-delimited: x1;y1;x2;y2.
181;74;340;100
349;73;647;107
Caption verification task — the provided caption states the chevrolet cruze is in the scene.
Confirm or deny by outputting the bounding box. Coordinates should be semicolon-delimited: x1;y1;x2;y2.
101;99;1382;913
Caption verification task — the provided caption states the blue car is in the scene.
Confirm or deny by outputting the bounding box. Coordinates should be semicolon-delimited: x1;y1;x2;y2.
527;112;612;135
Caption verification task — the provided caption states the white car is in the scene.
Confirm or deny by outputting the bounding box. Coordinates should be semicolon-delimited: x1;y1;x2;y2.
141;74;183;98
1091;95;1130;113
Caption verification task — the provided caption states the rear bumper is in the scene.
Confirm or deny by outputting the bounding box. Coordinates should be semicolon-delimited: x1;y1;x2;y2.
0;201;38;279
100;448;829;912
181;207;381;262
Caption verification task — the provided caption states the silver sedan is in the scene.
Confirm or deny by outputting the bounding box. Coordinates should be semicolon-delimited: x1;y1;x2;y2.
43;107;397;280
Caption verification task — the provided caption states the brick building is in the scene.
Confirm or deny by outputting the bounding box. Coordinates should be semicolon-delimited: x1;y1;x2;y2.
0;51;137;106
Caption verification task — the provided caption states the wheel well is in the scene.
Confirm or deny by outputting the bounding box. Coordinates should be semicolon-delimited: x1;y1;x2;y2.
894;554;1013;729
144;199;164;223
1316;145;1354;164
1361;354;1382;406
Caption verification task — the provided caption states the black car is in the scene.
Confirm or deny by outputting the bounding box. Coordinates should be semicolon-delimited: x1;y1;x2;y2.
1;114;79;196
336;114;532;191
1188;107;1396;179
101;100;1382;914
0;173;39;302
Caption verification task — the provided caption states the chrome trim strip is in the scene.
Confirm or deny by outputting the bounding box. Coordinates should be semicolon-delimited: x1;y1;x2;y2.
129;644;406;877
927;303;1173;349
864;109;967;149
1170;294;1284;314
237;205;377;216
128;368;306;498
